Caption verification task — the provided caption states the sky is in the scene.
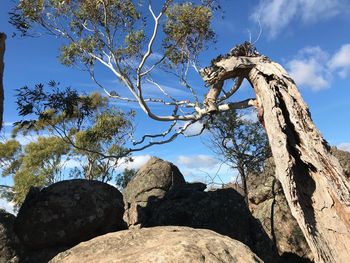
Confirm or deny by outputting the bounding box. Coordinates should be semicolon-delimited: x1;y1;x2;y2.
1;0;350;212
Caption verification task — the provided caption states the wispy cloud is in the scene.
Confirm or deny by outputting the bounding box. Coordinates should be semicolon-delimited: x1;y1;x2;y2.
286;44;350;91
3;122;14;127
286;46;331;91
175;121;207;137
338;143;350;152
329;44;350;78
176;154;219;169
116;154;151;172
251;0;348;38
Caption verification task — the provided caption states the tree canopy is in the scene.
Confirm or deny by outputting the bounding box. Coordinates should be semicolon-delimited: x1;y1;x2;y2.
9;1;254;152
0;83;135;206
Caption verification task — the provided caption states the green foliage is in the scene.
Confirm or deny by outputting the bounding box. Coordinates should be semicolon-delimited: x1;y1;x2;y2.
2;82;135;206
0;136;69;206
10;1;219;69
0;140;22;177
116;168;137;189
163;3;215;64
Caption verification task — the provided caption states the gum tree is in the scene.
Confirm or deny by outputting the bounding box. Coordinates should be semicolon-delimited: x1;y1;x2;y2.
14;82;134;183
10;1;350;262
207;109;270;202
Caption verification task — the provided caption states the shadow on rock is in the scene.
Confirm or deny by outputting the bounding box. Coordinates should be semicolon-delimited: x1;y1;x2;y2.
142;185;279;263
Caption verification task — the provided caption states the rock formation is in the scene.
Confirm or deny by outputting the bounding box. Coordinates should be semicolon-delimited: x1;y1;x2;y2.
0;209;20;263
15;179;126;250
247;158;313;261
123;157;279;262
50;226;263;263
246;149;350;262
123;156;186;227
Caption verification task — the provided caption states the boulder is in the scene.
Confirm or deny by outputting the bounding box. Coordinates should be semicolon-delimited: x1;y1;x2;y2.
0;209;20;263
144;185;279;262
247;158;313;262
50;226;263;263
14;179;126;250
123;157;186;226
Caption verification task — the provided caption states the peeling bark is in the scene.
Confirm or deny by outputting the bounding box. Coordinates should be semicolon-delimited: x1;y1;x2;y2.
0;33;5;131
202;49;350;263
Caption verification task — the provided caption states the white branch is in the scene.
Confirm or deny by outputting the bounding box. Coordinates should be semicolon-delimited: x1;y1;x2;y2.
218;77;244;102
137;4;163;78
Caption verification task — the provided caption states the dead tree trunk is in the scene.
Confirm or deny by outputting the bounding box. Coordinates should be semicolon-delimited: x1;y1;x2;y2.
201;47;350;263
0;33;5;131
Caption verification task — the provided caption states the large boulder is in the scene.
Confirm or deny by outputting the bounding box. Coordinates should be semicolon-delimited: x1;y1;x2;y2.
144;184;279;263
247;158;313;262
0;209;20;263
50;226;263;263
14;179;126;250
123;157;186;226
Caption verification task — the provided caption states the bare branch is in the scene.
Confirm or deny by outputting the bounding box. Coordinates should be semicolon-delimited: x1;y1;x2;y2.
218;77;244;102
132;120;178;146
137;3;163;79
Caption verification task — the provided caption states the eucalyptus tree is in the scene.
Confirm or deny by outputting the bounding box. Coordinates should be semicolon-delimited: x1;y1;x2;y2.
0;136;69;206
208;109;270;201
1;82;134;206
14;81;134;183
10;1;350;262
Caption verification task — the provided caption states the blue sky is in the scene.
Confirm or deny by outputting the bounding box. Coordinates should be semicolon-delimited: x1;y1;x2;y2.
1;0;350;211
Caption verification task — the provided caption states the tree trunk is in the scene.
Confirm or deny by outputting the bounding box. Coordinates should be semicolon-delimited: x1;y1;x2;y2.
202;52;350;263
247;60;350;263
238;166;249;204
0;33;5;131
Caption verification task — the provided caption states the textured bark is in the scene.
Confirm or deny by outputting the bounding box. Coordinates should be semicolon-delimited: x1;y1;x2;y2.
0;33;5;131
202;52;350;263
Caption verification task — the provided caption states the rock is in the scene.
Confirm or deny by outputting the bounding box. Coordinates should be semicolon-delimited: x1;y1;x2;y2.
0;209;20;263
331;147;350;178
123;157;186;226
145;186;279;262
14;179;126;250
20;246;70;263
50;226;263;263
247;158;313;262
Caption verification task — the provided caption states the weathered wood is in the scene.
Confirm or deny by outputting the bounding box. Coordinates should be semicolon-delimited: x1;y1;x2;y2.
0;33;5;131
202;49;350;263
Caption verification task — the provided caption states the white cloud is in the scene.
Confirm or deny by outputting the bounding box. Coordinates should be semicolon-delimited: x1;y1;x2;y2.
338;143;350;152
0;198;15;214
180;121;206;137
176;154;219;169
252;0;348;38
63;158;82;169
286;46;331;91
117;154;151;172
286;44;350;91
3;122;14;127
329;44;350;78
240;111;258;122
